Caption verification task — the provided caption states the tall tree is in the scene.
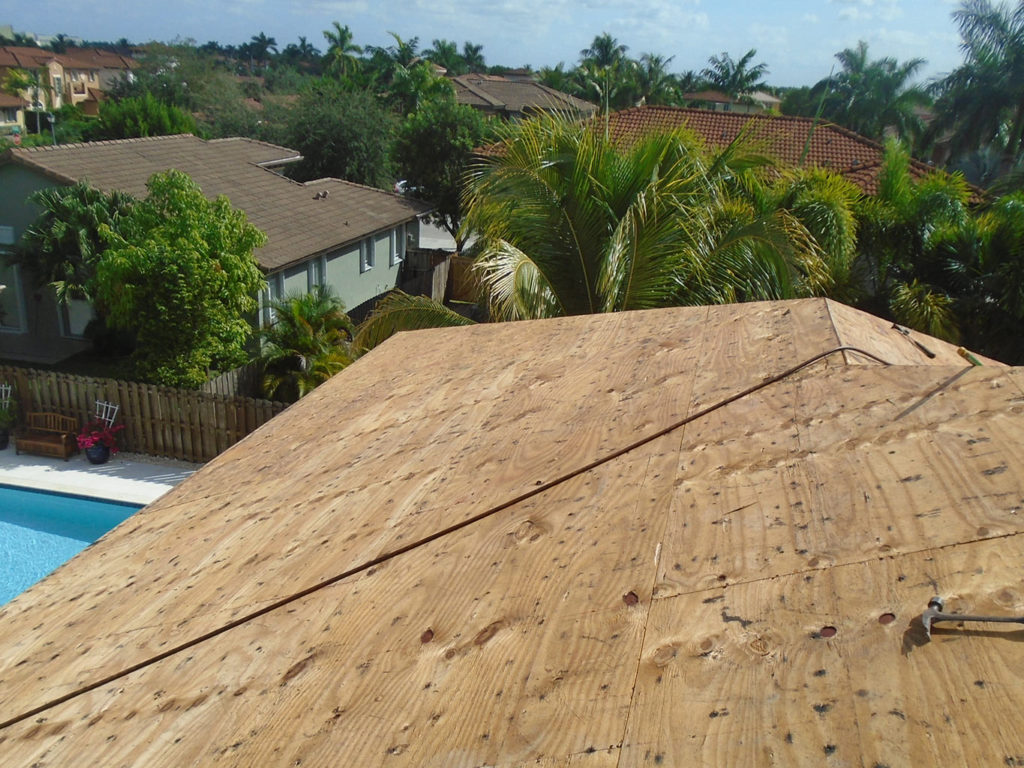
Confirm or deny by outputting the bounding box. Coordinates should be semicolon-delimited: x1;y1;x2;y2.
634;53;679;106
248;32;278;70
96;170;267;387
929;0;1024;170
424;39;464;74
394;96;488;251
579;33;628;68
90;91;196;140
462;114;835;321
701;49;769;97
462;42;486;73
284;81;397;188
322;22;362;77
816;41;928;142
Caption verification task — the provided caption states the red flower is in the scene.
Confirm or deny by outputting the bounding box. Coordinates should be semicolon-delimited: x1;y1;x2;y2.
77;420;126;452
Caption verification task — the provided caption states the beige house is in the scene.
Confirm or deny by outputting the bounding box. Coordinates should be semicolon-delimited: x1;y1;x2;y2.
0;45;136;129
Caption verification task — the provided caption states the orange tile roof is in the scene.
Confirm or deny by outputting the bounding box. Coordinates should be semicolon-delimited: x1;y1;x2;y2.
606;105;939;195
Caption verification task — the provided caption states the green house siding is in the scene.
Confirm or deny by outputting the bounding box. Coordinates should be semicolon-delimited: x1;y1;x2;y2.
263;224;409;320
0;164;92;363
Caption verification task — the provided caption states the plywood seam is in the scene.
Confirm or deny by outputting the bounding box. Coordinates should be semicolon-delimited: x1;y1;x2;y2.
0;345;891;732
652;529;1024;606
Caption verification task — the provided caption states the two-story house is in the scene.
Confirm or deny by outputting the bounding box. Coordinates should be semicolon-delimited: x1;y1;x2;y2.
0;134;433;364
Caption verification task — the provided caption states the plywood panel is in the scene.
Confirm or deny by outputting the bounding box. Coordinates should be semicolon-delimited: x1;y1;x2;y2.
656;365;1024;597
622;534;1024;767
0;434;683;766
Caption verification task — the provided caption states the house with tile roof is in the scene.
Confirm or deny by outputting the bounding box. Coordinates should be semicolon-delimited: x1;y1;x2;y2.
0;134;431;364
0;297;1020;766
452;72;597;119
0;45;136;127
607;105;939;196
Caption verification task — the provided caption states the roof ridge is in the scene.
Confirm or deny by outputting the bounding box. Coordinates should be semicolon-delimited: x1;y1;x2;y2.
207;136;299;156
12;134;198;155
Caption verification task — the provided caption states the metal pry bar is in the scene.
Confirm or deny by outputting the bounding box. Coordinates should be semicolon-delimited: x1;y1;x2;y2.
891;323;937;358
921;597;1024;639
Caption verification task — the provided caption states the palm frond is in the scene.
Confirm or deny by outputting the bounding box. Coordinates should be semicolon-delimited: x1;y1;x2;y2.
353;290;475;352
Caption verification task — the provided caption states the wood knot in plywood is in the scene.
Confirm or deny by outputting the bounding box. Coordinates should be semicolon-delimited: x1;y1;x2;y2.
652;644;678;668
280;652;316;686
473;620;505;647
509;519;544;545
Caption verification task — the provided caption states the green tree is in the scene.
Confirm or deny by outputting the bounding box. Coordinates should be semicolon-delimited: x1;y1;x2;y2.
424;39;465;75
14;182;135;303
816;41;928;142
579;33;628;69
322;22;362;77
701;49;769;97
95;170;267;387
90;91;196;139
394;96;489;251
284;81;397;187
634;53;680;106
462;114;836;321
248;32;278;70
257;285;355;401
854;140;972;339
929;0;1024;170
462;42;486;73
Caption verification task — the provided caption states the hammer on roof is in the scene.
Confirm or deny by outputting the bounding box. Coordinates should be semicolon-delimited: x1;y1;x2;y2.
921;597;1024;639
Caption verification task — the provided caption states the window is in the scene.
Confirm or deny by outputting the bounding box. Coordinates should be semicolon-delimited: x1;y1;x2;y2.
360;239;375;273
59;296;93;338
0;261;26;332
390;226;405;267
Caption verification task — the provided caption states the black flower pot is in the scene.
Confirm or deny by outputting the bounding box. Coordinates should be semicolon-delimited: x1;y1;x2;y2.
85;443;111;465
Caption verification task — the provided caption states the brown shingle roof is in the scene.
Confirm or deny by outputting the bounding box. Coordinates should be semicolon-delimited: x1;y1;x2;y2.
452;73;597;116
2;134;430;271
606;105;940;195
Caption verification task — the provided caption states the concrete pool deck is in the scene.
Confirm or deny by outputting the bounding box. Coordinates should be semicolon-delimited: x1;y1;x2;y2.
0;445;200;505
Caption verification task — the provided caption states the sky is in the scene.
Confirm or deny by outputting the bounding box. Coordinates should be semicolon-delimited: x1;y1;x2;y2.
5;0;969;87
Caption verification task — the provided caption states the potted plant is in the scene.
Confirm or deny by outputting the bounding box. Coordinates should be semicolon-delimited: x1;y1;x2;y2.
77;420;125;465
0;400;14;450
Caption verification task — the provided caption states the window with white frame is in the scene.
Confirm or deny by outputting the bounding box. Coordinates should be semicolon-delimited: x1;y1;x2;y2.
360;238;374;273
390;225;405;267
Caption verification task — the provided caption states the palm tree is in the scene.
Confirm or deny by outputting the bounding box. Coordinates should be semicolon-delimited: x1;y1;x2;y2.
701;49;769;97
580;33;628;68
15;182;135;304
817;41;928;142
249;32;278;70
425;39;464;74
462;42;486;73
854;140;972;339
929;0;1024;171
322;22;363;77
257;285;356;402
463;114;837;320
355;114;856;347
634;53;679;106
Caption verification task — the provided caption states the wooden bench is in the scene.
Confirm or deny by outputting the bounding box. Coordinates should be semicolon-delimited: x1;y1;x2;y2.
15;412;79;460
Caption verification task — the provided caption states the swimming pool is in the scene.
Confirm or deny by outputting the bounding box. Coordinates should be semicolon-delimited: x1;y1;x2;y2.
0;484;142;605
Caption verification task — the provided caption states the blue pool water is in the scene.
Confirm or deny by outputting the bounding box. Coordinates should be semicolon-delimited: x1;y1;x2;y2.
0;484;142;605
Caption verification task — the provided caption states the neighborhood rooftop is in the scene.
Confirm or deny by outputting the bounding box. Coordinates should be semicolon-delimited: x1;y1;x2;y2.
2;134;431;272
607;105;940;195
452;72;597;117
0;298;1021;765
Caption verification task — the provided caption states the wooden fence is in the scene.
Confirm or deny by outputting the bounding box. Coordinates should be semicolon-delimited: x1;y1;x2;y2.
201;361;263;399
0;365;288;464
